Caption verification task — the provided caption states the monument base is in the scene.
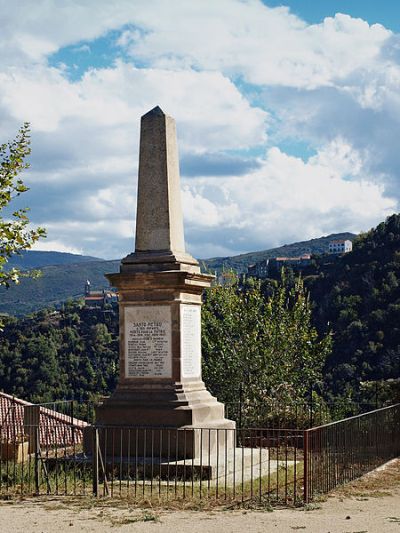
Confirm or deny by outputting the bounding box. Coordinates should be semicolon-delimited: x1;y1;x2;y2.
83;448;270;486
84;381;235;459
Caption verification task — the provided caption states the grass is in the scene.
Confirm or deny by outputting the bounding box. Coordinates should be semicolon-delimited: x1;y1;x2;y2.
2;453;398;511
331;458;400;499
0;452;305;510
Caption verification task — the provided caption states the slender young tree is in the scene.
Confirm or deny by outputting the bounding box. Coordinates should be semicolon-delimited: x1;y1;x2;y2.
0;123;46;287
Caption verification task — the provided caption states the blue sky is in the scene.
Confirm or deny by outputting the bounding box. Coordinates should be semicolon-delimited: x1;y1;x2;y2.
265;0;400;31
1;0;399;259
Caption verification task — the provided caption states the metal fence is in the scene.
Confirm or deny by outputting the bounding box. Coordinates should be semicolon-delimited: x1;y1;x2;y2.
0;423;304;505
304;403;400;501
225;397;390;429
89;426;304;505
0;403;398;505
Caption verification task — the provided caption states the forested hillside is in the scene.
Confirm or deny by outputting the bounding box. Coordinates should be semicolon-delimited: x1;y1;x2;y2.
0;216;398;408
203;232;356;273
0;276;331;421
0;302;119;403
0;260;119;316
307;214;400;400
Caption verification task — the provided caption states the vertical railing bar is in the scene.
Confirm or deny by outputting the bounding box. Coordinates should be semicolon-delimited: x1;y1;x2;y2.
284;431;288;504
167;430;170;502
92;427;99;497
159;429;162;499
267;429;271;497
71;401;76;496
224;429;227;500
119;429;123;497
232;427;236;500
135;428;138;498
151;429;154;499
207;428;211;497
258;429;262;504
293;431;297;504
303;429;309;504
241;429;244;503
199;428;203;500
276;427;280;502
250;428;253;501
127;429;131;496
143;429;146;498
216;429;219;501
183;429;186;500
191;430;194;498
174;428;178;498
111;428;115;498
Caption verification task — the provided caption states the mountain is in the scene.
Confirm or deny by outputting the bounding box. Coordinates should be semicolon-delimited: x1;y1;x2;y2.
0;260;119;316
1;232;356;316
202;232;356;273
5;250;102;270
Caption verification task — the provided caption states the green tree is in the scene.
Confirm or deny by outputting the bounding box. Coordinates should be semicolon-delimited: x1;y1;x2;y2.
0;123;46;287
202;272;332;425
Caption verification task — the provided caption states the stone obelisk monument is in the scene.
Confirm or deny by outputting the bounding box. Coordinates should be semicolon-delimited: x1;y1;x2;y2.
95;106;234;458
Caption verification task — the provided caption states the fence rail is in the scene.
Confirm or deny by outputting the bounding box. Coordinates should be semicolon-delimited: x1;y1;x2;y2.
304;403;400;501
0;403;398;505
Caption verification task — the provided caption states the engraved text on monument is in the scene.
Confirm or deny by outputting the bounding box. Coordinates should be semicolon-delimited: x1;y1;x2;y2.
180;304;201;378
124;306;172;378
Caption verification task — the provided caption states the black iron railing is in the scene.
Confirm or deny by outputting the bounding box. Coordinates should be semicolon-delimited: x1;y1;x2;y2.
0;403;398;505
303;403;400;501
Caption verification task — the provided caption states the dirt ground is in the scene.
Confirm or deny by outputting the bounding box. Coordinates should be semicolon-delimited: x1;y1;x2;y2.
0;458;399;533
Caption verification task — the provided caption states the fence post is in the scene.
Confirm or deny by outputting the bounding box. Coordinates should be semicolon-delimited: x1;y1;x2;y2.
303;429;309;504
34;425;40;495
92;427;99;497
24;405;40;455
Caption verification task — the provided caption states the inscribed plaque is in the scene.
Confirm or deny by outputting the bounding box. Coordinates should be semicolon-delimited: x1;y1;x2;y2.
124;305;172;378
180;304;201;378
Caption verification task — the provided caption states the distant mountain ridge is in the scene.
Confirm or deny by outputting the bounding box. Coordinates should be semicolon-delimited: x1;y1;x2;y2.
0;259;119;316
0;232;356;316
202;232;356;273
5;250;102;270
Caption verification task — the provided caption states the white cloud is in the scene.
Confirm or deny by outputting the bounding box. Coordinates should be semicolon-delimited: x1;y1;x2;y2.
119;5;391;90
33;239;83;255
183;146;396;257
0;0;399;259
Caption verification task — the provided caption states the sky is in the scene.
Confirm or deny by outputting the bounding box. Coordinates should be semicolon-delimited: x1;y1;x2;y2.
1;0;400;260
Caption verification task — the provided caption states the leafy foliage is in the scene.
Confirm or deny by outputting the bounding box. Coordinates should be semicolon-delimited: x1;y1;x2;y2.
0;301;118;403
307;213;400;401
0;123;46;288
202;273;332;424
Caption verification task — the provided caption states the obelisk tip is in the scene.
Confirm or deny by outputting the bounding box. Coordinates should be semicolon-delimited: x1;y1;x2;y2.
142;106;165;119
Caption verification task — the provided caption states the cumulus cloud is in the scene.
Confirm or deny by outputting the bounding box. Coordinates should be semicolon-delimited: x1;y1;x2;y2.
0;0;399;259
118;5;391;89
183;146;396;258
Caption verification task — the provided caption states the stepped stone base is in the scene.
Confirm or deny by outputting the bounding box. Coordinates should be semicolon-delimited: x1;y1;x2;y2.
84;381;235;459
89;448;271;486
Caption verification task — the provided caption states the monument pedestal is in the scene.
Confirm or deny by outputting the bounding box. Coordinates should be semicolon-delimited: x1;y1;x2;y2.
92;269;235;459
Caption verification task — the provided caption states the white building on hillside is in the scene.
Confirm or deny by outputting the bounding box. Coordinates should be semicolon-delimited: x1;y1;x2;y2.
328;239;353;254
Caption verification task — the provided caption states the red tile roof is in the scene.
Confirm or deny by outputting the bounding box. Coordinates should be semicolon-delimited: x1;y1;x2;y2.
0;392;87;448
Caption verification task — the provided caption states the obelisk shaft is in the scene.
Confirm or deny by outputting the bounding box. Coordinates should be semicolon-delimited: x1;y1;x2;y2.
135;106;185;254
